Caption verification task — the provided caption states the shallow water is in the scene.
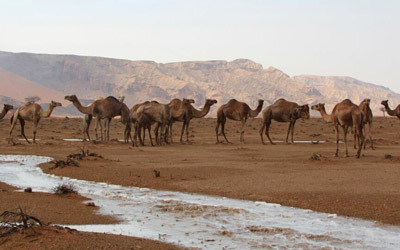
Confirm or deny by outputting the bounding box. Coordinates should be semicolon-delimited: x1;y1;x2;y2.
0;155;399;249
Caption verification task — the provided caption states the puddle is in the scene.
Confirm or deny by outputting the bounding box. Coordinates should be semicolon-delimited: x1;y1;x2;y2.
272;140;325;144
0;155;399;249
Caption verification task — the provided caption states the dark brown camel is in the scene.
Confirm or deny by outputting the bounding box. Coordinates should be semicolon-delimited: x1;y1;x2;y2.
65;95;130;141
9;101;62;144
216;99;264;144
358;98;374;149
130;101;159;146
0;104;13;120
168;98;195;143
314;99;364;158
260;99;310;144
381;100;400;119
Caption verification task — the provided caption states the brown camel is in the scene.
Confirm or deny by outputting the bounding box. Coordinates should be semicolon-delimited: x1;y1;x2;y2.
358;98;374;150
216;99;264;144
313;99;364;158
130;101;159;146
260;99;310;145
310;103;332;122
168;98;195;143
9;101;62;144
0;104;13;120
65;95;130;141
135;102;170;146
381;100;400;119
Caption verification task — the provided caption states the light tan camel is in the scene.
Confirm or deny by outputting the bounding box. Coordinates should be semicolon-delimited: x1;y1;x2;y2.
216;99;264;144
9;101;62;144
260;99;310;145
184;99;218;142
310;103;332;122
0;104;13;120
168;98;195;143
65;95;130;142
381;100;400;119
313;99;364;158
358;98;374;149
135;102;170;146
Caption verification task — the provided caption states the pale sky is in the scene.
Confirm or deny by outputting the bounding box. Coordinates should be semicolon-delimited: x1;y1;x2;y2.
1;0;399;92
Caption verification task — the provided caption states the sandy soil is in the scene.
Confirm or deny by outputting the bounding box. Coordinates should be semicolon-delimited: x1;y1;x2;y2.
1;115;400;244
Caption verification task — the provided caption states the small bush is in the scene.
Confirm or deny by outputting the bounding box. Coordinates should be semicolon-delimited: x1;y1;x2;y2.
53;184;78;195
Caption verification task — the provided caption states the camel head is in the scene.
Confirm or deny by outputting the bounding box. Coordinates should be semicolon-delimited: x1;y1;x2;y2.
295;104;310;119
3;104;13;111
381;100;389;106
64;95;78;102
50;101;62;108
205;99;218;106
362;98;371;105
118;96;125;103
183;98;195;104
311;103;325;112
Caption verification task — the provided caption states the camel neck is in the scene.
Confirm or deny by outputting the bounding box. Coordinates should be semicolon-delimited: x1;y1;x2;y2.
73;99;92;115
41;105;54;118
191;103;211;118
0;108;8;119
319;107;332;122
249;102;263;117
383;104;397;116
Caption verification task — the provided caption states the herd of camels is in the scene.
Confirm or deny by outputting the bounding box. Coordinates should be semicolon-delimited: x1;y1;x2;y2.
2;95;400;158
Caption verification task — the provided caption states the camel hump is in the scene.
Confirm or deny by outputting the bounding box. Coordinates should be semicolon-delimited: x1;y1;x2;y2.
227;99;239;104
105;96;120;102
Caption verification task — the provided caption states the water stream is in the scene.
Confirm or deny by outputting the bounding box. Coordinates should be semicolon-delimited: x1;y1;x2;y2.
0;155;399;249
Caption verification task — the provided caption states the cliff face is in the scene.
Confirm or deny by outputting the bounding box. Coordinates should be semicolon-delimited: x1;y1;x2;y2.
0;51;398;116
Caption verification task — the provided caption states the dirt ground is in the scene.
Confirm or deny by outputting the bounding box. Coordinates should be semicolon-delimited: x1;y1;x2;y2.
1;115;400;246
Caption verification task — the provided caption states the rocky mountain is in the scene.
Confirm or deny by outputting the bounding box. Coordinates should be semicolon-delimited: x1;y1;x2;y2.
0;51;398;117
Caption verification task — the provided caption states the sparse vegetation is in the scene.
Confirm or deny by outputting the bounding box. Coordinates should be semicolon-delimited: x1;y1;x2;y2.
53;184;78;195
49;147;103;170
0;207;42;237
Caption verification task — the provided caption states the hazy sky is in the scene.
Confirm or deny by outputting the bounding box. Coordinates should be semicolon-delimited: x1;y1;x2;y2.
1;0;399;92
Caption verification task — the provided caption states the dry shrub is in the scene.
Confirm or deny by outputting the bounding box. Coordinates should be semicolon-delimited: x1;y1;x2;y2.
53;184;78;195
0;207;42;237
49;147;103;170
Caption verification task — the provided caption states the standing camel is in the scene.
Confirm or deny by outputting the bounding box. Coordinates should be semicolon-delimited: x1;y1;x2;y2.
184;99;218;142
168;98;195;143
135;102;170;146
9;101;62;144
0;104;13;120
130;100;159;146
260;99;310;145
216;99;264;144
381;100;400;120
312;99;364;158
358;99;374;149
65;95;130;142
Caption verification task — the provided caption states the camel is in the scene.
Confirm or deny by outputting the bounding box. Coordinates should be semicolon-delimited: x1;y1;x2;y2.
168;98;195;143
260;99;310;145
313;99;364;158
65;95;130;142
358;99;374;150
83;96;125;141
130;100;159;146
135;102;170;146
381;100;400;119
216;99;264;144
0;104;13;120
310;103;332;122
9;101;62;144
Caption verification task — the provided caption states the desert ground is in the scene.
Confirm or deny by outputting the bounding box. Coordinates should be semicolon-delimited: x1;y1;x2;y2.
1;115;400;248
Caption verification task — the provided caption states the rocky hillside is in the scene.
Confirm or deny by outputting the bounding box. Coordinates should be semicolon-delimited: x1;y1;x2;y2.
0;51;398;116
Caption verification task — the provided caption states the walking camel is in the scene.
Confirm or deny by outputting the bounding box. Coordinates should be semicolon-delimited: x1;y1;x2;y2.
0;104;13;120
260;99;310;145
65;95;130;142
168;98;195;143
358;99;374;149
9;101;62;144
216;99;264;144
312;99;364;158
381;100;400;120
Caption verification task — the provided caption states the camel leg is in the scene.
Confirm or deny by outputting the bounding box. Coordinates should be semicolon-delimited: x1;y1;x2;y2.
285;122;293;144
221;117;231;144
342;126;349;157
290;120;296;144
356;123;365;158
353;126;357;149
32;119;39;144
334;122;340;157
148;125;154;146
84;115;92;141
9;113;19;145
185;119;191;142
106;118;111;141
259;121;266;145
265;121;275;145
216;120;221;143
240;118;246;144
139;125;145;146
96;117;103;141
180;121;186;144
169;122;173;143
19;119;30;144
369;123;374;150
